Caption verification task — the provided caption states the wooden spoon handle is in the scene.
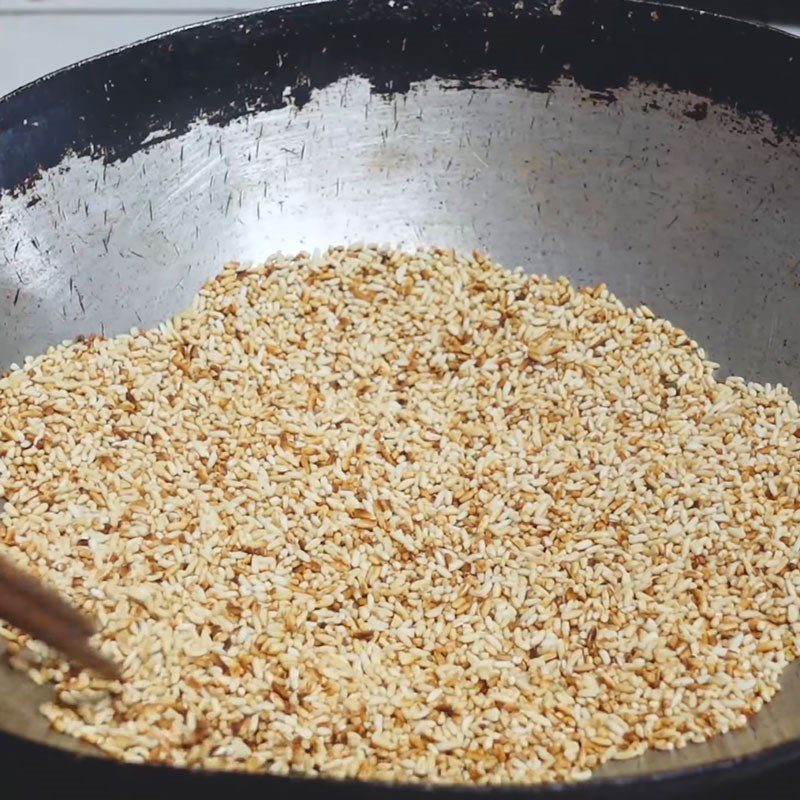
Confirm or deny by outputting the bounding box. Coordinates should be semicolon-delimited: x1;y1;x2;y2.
0;555;120;680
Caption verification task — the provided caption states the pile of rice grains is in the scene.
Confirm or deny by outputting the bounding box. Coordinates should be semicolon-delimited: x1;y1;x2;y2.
1;246;798;784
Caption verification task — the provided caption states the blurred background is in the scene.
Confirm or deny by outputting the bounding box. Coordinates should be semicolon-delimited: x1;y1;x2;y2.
0;0;799;98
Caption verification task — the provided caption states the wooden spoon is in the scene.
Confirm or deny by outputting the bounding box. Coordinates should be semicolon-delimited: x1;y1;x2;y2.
0;555;120;679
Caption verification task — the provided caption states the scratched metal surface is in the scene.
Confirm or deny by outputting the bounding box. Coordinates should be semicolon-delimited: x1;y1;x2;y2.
1;0;800;792
2;75;800;389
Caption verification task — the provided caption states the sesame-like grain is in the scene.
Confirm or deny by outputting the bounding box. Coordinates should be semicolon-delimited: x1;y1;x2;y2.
1;245;799;784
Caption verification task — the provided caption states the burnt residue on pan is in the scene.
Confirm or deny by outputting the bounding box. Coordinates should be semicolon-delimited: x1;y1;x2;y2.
0;0;799;194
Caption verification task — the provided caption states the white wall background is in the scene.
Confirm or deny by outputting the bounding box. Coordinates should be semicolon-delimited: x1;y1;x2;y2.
0;1;267;8
0;0;280;96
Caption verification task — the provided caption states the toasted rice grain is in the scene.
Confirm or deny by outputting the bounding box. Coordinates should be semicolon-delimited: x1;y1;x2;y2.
1;245;799;784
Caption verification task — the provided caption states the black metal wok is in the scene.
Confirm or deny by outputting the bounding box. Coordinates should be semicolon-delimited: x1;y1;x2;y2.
1;0;800;796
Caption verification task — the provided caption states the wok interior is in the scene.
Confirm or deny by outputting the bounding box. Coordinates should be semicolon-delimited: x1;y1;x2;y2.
1;0;800;784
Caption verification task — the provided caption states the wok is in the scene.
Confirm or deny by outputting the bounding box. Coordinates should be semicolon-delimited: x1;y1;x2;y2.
1;0;800;796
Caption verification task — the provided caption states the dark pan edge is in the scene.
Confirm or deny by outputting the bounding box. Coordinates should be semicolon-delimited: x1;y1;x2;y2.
1;717;800;798
2;0;800;193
